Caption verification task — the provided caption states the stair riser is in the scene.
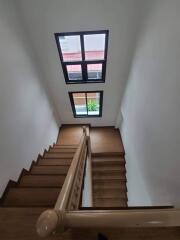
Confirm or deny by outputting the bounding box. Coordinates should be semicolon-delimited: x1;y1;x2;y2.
94;201;127;207
93;179;127;183
92;162;125;167
53;145;77;149
92;152;125;157
49;148;76;153
31;166;69;175
44;153;74;159
2;188;60;207
94;192;127;199
19;175;65;187
93;175;126;180
93;167;125;172
38;159;72;166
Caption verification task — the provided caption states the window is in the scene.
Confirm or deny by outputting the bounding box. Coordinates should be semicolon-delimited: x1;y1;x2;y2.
55;30;109;84
69;91;103;117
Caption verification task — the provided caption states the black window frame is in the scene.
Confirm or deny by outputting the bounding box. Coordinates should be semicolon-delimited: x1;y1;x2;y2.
55;30;109;84
69;91;103;118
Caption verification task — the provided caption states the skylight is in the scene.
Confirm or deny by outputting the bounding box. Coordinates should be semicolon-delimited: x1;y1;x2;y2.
55;30;109;84
69;91;103;117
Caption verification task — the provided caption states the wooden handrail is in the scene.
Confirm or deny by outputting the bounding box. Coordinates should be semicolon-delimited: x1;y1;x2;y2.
36;126;88;237
61;209;180;228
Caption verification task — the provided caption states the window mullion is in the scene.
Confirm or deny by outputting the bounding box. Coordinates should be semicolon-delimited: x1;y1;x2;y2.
80;34;85;61
85;92;88;116
80;34;87;82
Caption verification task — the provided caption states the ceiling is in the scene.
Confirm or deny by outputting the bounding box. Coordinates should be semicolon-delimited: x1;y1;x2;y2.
16;0;145;126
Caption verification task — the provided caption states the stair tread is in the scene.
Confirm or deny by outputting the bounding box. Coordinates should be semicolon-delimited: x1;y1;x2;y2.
2;187;60;207
19;175;66;187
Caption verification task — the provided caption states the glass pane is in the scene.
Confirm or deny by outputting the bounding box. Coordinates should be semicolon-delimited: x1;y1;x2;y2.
87;64;102;79
59;35;82;62
87;92;100;115
73;93;87;115
67;65;82;81
84;34;105;60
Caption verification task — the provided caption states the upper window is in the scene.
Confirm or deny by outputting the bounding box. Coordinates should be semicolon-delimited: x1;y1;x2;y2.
55;30;109;84
69;91;103;118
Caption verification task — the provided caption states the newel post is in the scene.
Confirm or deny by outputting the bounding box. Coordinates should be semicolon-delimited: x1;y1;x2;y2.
36;209;65;238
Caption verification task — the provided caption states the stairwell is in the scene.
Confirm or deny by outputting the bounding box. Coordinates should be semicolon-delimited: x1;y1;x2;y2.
0;125;180;240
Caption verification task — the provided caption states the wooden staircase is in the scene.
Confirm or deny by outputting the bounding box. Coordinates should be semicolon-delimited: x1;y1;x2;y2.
0;143;77;239
92;155;127;207
0;125;180;240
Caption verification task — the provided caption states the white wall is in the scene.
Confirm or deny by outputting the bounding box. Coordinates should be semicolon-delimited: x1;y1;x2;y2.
17;0;145;126
0;0;59;197
121;0;180;206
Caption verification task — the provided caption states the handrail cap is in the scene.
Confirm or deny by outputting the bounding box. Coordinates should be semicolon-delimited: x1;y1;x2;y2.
36;209;59;238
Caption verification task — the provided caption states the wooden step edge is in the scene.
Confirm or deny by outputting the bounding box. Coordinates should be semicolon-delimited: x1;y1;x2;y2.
93;172;126;176
43;156;73;159
3;186;61;190
93;187;128;192
92;160;126;165
54;144;78;147
38;157;72;162
17;185;63;188
93;204;128;208
93;196;127;201
23;173;67;176
93;174;126;178
93;168;126;172
93;177;127;181
80;206;174;210
49;148;76;153
92;152;125;157
93;185;128;189
29;173;67;176
2;204;55;208
94;198;128;203
37;163;71;166
52;147;77;150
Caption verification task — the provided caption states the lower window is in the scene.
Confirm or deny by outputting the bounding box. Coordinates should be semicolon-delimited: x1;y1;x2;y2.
69;91;103;118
